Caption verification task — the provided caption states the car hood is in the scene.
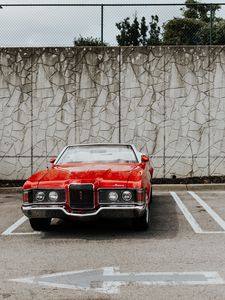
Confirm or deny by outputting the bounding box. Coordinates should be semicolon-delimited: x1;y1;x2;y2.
26;163;143;189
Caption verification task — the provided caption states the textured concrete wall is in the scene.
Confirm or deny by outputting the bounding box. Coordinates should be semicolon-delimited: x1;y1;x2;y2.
0;46;224;179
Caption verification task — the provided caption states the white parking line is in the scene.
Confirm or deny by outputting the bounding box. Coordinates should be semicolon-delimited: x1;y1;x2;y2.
2;216;28;236
170;192;203;233
189;191;225;232
201;231;225;234
8;232;41;236
4;192;225;236
1;216;41;236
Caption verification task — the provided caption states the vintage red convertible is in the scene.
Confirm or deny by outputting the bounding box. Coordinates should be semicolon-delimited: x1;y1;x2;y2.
22;144;153;231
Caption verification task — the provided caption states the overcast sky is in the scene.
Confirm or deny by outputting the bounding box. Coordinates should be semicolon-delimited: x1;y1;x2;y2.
0;0;224;47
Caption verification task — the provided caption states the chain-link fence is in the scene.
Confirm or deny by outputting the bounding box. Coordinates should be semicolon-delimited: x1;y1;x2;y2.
0;2;225;47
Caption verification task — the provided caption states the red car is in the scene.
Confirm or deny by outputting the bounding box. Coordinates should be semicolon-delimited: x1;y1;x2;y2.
22;144;153;231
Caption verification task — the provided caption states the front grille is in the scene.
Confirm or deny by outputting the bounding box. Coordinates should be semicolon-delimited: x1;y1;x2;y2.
69;184;94;209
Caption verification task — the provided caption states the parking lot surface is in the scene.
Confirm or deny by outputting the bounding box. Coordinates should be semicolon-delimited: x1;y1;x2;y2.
1;189;225;300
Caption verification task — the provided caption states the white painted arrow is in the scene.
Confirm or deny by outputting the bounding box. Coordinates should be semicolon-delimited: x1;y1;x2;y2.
10;267;224;294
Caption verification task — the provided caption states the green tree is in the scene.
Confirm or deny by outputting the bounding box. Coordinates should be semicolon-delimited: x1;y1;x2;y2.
130;16;141;46
74;36;108;46
182;0;220;22
116;16;141;46
163;18;205;45
163;0;223;45
148;15;161;45
198;20;225;45
116;15;161;46
213;21;225;44
140;17;148;45
115;17;131;46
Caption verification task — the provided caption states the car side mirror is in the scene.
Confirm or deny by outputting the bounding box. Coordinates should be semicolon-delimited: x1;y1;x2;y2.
49;157;56;164
141;154;149;163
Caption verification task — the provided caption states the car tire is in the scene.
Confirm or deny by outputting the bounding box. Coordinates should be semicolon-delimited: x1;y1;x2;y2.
29;218;51;231
133;205;150;231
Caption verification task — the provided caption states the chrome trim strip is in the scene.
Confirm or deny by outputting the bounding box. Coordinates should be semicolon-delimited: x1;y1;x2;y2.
22;205;145;218
23;202;66;205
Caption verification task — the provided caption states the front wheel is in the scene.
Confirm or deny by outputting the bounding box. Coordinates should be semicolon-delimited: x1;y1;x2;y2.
133;206;150;231
29;218;51;231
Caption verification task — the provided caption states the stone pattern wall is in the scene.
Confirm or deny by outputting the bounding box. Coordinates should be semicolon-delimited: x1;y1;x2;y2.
0;46;224;179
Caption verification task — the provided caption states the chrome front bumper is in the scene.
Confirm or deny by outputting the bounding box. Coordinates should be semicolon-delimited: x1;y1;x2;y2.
22;205;146;220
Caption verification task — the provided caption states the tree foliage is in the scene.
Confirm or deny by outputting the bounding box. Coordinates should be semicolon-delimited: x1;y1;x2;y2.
163;0;224;45
116;15;161;46
163;18;205;45
74;36;107;46
181;0;220;22
148;15;161;45
198;20;225;45
74;0;225;47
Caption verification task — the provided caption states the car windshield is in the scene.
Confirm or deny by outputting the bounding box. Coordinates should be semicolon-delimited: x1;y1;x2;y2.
57;145;138;164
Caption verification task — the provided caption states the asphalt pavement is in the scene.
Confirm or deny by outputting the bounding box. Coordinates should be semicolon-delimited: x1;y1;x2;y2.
1;187;225;299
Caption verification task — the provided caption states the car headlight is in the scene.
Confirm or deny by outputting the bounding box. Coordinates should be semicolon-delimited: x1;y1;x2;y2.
108;191;118;202
122;190;132;201
49;191;59;202
35;191;45;202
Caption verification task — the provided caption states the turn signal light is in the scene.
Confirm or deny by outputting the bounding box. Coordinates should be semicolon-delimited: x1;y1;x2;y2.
136;189;145;204
23;191;29;203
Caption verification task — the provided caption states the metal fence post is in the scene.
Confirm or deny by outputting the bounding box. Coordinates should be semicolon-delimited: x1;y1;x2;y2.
101;4;104;45
210;3;213;45
208;3;212;176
